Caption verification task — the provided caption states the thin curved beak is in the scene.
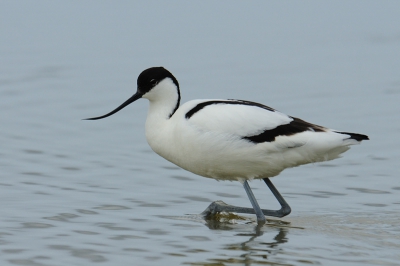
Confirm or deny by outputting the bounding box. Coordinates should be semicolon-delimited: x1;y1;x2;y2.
84;92;142;120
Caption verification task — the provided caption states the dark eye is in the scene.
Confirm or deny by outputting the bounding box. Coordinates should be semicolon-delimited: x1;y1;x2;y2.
149;79;157;86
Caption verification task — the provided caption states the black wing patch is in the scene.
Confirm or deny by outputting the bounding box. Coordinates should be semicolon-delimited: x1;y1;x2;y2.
335;131;369;141
185;100;275;119
243;117;326;143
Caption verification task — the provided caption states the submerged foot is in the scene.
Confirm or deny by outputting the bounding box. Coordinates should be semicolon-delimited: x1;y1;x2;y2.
201;200;232;216
201;200;266;224
201;199;291;222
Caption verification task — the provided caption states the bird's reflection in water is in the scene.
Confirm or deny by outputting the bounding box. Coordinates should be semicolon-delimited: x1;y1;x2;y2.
201;214;296;266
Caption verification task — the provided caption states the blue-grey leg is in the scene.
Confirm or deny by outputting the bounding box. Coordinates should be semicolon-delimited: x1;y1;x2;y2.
262;178;291;217
202;178;291;223
243;180;266;223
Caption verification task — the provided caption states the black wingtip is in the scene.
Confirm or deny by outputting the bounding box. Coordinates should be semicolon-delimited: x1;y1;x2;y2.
337;131;369;141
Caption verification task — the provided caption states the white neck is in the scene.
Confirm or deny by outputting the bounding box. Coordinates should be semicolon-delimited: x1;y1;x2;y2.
143;78;180;153
142;78;180;119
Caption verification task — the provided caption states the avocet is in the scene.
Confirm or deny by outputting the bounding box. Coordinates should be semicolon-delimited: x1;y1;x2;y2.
86;67;368;223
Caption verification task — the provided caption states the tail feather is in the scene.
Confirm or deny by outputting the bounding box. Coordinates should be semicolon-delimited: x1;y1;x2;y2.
336;131;369;141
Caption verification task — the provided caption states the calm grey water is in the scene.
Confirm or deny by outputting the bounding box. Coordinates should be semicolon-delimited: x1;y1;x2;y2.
1;1;400;265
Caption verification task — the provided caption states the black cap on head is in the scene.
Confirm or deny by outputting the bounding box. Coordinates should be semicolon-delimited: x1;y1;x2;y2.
137;67;179;95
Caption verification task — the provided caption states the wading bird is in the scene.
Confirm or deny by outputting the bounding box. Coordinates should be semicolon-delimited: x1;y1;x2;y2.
86;67;368;223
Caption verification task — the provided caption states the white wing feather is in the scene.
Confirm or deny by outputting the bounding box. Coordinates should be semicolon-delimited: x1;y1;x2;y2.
182;99;292;137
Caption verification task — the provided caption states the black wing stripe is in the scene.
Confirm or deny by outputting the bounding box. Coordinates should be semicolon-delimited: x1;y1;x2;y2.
185;100;275;119
243;117;326;143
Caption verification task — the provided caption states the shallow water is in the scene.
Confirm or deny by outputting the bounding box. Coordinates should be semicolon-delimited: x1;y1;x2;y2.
1;1;400;265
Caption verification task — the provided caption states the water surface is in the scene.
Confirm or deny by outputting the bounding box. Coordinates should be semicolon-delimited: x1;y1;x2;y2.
1;1;400;265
